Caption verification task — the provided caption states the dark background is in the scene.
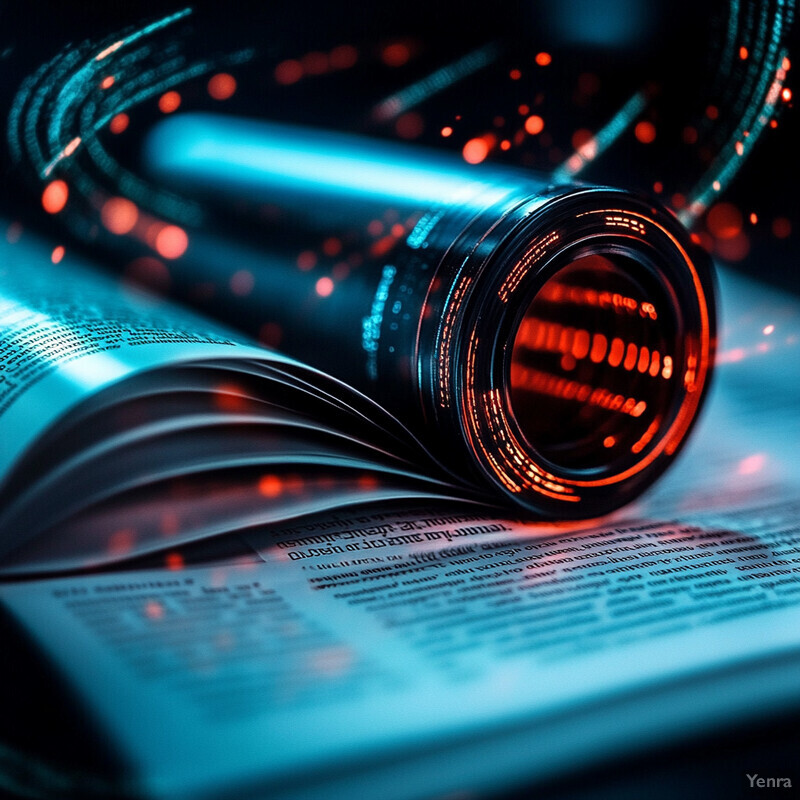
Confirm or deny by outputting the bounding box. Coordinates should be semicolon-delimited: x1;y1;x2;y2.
1;0;798;292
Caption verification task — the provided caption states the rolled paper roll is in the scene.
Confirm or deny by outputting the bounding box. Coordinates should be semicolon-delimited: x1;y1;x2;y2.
145;114;716;518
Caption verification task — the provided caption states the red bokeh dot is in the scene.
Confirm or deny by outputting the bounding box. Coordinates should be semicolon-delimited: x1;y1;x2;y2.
275;59;303;85
42;180;69;214
315;276;334;297
772;217;792;238
208;73;237;100
706;203;743;239
259;322;283;347
382;42;411;67
462;137;490;164
158;91;181;114
101;197;138;235
297;250;317;270
524;115;544;135
634;120;656;143
329;45;358;70
154;225;188;259
109;113;129;134
124;257;171;292
395;111;424;139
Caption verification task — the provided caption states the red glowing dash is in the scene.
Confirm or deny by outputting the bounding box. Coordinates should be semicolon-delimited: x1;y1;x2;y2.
51;246;65;264
101;197;138;235
603;436;616;448
109;112;129;134
509;68;522;80
100;75;115;89
208;72;237;100
749;212;758;224
158;90;181;113
535;52;552;66
315;276;334;297
95;40;123;61
42;180;68;214
441;126;453;137
739;46;749;60
154;225;188;259
63;137;81;159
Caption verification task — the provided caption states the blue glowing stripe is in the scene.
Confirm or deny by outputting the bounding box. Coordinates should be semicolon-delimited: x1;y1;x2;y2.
145;113;515;209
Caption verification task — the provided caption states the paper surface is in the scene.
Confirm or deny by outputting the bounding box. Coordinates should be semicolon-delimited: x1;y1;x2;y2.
0;263;798;798
0;227;463;564
0;226;274;475
2;494;800;800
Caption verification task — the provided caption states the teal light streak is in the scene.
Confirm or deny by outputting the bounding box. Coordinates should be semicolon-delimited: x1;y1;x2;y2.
372;43;499;121
551;90;647;183
680;46;790;226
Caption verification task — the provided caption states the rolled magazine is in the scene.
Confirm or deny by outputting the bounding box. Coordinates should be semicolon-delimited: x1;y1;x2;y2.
0;117;715;573
144;115;716;519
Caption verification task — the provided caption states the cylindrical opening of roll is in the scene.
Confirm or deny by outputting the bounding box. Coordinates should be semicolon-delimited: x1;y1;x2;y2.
509;252;681;474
